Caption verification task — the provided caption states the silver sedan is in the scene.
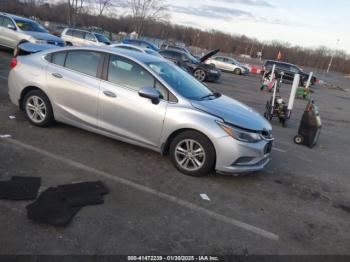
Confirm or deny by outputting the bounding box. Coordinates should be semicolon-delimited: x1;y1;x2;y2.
8;46;273;176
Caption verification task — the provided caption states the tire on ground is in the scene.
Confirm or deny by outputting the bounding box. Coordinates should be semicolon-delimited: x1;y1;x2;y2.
169;130;216;176
23;89;55;127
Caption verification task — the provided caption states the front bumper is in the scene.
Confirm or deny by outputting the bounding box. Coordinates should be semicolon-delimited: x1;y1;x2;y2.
214;135;272;174
206;70;221;82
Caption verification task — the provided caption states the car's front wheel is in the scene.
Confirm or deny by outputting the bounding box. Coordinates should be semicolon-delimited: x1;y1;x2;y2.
233;68;241;75
169;131;215;176
194;69;207;82
23;90;54;127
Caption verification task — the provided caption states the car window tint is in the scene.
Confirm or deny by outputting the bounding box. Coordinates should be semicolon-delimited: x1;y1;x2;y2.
72;30;85;39
65;51;103;77
0;16;4;26
85;33;95;41
66;29;73;36
2;17;14;28
155;81;168;100
51;51;67;66
108;55;155;92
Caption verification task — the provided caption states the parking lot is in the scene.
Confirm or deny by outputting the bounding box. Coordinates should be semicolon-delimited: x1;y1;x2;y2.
1;47;350;255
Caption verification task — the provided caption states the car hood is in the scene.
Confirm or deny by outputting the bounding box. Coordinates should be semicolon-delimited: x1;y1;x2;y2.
191;95;271;131
25;31;64;43
200;48;220;63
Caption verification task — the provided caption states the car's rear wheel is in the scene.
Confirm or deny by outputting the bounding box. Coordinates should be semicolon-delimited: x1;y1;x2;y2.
169;131;215;176
23;90;54;127
234;68;241;75
194;69;207;82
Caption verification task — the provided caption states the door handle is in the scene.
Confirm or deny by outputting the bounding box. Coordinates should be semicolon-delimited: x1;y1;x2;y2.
52;73;63;78
103;90;117;98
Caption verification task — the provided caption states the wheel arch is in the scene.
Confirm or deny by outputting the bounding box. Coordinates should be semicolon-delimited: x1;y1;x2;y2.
161;128;216;160
19;86;48;111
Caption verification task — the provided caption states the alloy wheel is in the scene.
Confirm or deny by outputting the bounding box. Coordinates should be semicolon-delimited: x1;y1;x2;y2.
174;139;206;171
194;69;206;81
25;95;47;124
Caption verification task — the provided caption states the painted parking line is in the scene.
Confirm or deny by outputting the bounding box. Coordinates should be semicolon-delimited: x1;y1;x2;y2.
272;147;287;153
1;137;280;241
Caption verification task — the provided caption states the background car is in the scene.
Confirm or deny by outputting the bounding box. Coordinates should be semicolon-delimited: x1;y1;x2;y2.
0;12;64;50
110;43;162;57
159;49;221;82
8;46;272;176
61;28;110;46
206;56;250;75
122;38;160;51
262;60;317;85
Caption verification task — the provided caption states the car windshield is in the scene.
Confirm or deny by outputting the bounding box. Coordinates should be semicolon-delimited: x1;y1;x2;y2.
147;61;215;100
15;19;47;33
95;33;109;43
184;52;199;63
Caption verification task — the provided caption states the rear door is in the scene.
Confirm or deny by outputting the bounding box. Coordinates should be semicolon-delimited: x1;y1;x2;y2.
0;16;17;48
98;54;168;148
46;50;104;127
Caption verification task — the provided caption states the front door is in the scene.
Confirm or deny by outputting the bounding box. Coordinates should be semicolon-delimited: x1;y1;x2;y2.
98;54;168;148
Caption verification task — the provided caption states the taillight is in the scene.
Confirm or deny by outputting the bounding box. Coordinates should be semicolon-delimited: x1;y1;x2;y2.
10;58;17;69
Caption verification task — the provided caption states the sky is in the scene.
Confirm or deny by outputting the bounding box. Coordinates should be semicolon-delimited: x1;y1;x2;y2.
111;0;349;53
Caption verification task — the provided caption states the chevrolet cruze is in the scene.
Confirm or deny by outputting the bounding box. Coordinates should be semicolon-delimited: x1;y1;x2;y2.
8;46;273;176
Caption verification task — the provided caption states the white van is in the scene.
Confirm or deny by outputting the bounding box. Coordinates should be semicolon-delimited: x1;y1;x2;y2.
61;28;110;46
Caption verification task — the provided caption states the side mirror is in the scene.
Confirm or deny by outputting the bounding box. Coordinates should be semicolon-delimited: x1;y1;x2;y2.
7;24;16;30
138;87;160;104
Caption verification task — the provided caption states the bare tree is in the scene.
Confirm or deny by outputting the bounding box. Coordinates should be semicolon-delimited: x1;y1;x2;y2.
67;0;86;26
126;0;168;35
96;0;113;16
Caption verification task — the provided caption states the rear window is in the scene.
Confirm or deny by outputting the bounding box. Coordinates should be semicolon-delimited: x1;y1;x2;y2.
65;51;103;77
51;51;67;66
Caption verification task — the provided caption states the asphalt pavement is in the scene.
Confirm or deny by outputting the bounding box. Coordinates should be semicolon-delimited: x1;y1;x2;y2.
0;48;350;255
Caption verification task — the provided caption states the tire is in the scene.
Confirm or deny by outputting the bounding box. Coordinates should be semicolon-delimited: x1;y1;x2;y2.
193;69;207;82
23;90;55;127
294;135;304;145
233;68;241;75
169;131;215;176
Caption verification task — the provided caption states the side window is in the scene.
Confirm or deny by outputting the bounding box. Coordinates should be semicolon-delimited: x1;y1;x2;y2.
215;57;222;62
108;55;155;92
66;29;73;36
155;81;168;100
65;51;103;77
0;16;4;27
85;33;95;41
72;30;85;39
51;51;67;66
2;17;15;28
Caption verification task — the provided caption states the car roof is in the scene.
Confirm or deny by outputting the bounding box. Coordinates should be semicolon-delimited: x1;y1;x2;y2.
265;60;294;66
1;12;36;23
45;46;164;63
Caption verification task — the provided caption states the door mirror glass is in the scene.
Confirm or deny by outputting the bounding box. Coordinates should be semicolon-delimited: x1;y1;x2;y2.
138;87;160;104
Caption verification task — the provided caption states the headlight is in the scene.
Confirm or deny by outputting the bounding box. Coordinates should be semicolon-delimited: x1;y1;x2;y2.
35;39;47;44
216;121;262;143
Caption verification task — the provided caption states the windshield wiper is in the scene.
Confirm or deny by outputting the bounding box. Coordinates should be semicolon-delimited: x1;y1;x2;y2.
200;92;220;100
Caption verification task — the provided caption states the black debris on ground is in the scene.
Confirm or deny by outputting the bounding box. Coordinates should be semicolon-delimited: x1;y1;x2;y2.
0;176;41;200
26;181;109;226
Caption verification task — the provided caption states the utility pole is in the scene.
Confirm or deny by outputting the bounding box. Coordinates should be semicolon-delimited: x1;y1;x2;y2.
327;39;340;73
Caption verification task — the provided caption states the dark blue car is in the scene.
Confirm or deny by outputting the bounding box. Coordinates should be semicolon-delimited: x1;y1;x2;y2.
122;39;159;51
